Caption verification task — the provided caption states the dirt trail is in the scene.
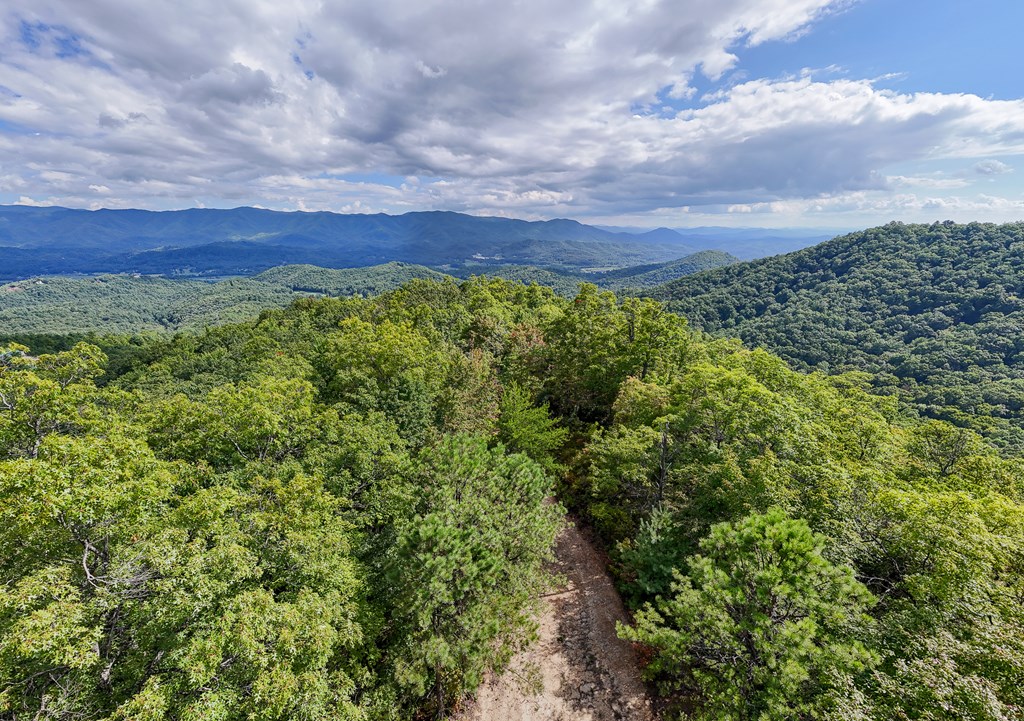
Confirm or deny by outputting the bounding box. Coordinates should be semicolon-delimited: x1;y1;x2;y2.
462;521;658;721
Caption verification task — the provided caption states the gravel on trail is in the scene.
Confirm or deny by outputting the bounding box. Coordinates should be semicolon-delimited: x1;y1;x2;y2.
461;520;659;721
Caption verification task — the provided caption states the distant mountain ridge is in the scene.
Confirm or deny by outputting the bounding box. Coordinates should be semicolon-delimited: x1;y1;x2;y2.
1;205;795;280
0;206;699;279
597;225;834;259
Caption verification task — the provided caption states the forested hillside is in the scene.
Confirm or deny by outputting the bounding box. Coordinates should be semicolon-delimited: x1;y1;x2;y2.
3;277;1023;720
251;262;450;295
0;253;735;335
0;275;300;334
653;221;1024;451
0;265;466;334
456;250;738;297
589;250;738;293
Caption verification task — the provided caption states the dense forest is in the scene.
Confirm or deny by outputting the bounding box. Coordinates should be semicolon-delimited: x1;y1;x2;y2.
653;221;1024;452
3;276;1023;720
0;253;735;335
0;275;301;334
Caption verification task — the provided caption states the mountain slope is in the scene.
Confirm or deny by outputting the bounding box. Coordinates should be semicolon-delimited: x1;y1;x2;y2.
0;263;456;334
0;275;301;334
456;265;585;296
460;250;739;295
0;206;701;279
592;249;739;291
252;262;450;295
651;221;1024;449
0;249;735;336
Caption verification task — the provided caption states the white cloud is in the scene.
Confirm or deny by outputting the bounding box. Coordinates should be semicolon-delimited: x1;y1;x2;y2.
14;195;56;206
974;159;1013;175
0;0;1022;225
888;175;970;190
686;190;1024;228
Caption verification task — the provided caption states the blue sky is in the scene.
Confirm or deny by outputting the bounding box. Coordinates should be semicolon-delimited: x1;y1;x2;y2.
738;1;1024;99
0;0;1022;228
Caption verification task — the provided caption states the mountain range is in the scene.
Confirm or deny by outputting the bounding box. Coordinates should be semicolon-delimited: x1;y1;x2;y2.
0;205;824;280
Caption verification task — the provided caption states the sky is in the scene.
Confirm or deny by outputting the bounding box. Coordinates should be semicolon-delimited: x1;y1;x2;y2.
1;0;1023;228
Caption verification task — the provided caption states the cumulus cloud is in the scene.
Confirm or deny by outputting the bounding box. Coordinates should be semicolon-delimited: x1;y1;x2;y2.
973;159;1013;175
0;0;1022;223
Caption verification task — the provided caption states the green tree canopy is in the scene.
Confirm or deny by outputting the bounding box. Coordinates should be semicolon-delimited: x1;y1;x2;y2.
624;510;877;721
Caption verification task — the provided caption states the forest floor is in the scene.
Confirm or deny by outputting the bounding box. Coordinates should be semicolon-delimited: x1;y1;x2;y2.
460;520;659;721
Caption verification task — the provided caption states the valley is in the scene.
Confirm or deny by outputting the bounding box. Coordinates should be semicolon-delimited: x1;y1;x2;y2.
0;252;736;334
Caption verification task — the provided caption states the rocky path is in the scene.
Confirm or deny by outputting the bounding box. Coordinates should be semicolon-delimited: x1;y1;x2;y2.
461;521;658;721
